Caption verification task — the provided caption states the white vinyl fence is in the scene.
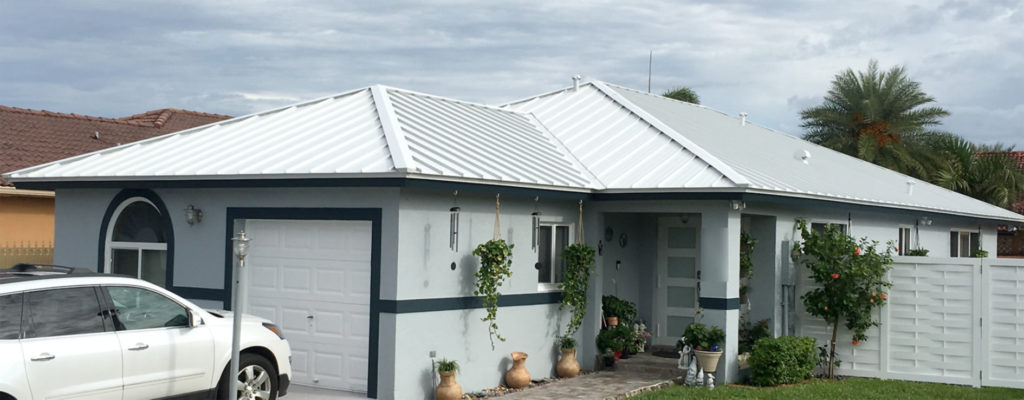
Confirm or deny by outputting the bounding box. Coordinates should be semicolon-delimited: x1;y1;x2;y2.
796;256;1024;388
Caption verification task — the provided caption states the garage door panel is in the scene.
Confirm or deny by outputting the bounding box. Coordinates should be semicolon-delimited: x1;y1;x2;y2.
244;219;371;393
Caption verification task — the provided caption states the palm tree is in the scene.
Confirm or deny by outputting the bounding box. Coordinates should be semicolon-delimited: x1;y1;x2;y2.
800;60;949;179
662;86;700;104
931;135;1024;209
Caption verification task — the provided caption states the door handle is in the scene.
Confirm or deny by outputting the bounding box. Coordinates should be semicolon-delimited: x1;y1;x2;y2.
128;343;149;351
31;353;55;361
307;315;314;320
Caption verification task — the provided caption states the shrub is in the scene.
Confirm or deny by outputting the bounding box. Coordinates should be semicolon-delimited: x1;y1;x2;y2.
436;358;460;373
749;336;817;386
601;295;638;325
595;325;632;353
739;319;771;354
682;323;725;351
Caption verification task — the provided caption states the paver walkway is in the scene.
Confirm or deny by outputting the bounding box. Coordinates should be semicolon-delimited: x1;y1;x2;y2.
497;371;674;400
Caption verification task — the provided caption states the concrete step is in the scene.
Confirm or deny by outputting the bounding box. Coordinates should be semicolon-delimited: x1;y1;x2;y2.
607;352;684;379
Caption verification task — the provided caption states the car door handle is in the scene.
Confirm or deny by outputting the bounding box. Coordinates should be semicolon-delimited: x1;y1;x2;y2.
128;343;150;351
31;353;55;361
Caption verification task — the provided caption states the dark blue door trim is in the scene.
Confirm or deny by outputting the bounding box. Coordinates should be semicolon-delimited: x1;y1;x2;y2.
223;207;382;399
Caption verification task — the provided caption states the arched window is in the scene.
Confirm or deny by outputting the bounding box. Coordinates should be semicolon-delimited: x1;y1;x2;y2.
106;198;168;287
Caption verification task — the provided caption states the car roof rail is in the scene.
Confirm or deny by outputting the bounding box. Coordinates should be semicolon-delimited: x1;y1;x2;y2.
7;263;91;275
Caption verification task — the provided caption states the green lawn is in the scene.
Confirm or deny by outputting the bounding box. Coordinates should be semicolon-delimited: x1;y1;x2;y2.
629;378;1024;400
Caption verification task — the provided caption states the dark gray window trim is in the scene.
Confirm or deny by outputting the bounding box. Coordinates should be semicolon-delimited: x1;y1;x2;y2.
98;189;175;288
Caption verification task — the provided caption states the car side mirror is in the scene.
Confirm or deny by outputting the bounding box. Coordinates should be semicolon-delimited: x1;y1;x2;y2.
188;310;204;328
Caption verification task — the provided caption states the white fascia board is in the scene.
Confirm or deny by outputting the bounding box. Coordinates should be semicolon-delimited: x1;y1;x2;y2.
742;188;1024;223
589;81;751;187
370;85;413;172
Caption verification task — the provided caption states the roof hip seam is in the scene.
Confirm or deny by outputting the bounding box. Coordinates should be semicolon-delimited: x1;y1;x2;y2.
524;112;607;190
370;85;413;172
589;81;751;187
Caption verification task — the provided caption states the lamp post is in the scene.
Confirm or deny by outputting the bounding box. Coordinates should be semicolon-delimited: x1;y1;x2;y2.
229;231;251;400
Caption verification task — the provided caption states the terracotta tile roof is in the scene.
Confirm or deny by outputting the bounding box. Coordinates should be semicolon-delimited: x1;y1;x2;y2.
0;105;230;186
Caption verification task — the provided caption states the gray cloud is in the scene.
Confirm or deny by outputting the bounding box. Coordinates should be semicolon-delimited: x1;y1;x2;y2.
1;0;1021;147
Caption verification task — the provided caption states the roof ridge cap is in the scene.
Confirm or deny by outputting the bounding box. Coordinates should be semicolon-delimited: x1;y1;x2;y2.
0;105;230;128
590;81;751;187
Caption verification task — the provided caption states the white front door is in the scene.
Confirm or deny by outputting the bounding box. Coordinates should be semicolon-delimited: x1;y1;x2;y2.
654;215;701;346
244;219;372;393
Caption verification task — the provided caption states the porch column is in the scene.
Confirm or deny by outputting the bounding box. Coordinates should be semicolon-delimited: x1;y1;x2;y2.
700;203;741;383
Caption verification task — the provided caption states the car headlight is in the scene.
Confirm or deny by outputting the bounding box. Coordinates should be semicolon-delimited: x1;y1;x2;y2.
262;322;285;340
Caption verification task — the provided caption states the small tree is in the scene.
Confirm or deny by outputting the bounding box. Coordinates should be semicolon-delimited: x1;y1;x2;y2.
794;220;893;378
662;86;700;104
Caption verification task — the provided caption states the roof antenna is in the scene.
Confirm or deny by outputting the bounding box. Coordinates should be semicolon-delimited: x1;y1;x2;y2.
648;50;653;93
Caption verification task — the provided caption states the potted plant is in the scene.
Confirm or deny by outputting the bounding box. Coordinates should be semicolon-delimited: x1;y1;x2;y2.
683;323;726;373
602;295;637;327
556;336;580;378
560;243;595;336
601;348;615;367
907;248;929;256
595;325;630;360
434;358;461;400
473;239;514;349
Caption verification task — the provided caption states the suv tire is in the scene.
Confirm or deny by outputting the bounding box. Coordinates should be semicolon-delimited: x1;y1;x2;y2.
217;353;278;400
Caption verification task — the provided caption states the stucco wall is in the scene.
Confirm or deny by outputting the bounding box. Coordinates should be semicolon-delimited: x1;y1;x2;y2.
0;194;55;245
389;189;579;399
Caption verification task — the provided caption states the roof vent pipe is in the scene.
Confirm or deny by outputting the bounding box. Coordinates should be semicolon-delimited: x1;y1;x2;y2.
740;112;748;126
572;75;581;92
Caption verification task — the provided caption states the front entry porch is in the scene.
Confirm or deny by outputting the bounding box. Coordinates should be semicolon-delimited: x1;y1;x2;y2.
585;200;780;384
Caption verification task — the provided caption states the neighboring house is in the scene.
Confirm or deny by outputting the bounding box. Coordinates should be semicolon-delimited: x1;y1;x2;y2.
6;81;1024;399
0;106;229;264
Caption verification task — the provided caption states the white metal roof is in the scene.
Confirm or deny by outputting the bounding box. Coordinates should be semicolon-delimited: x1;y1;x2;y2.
507;81;1022;222
6;86;601;191
7;80;1023;222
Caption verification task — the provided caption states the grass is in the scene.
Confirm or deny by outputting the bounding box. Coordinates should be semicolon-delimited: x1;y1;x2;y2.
628;378;1024;400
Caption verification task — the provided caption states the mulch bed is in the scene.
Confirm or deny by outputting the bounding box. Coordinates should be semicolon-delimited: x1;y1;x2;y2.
463;371;596;399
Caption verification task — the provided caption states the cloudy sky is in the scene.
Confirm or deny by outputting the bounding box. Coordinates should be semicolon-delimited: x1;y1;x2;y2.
2;1;1021;146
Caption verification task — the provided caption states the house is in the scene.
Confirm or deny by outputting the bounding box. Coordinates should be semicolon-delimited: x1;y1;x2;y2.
6;80;1024;399
0;105;229;264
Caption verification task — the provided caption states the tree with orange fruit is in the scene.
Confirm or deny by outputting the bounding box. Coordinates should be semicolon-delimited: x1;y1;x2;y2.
793;219;893;378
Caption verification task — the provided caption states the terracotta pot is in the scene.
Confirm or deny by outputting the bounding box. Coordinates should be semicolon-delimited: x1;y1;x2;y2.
613;350;621;360
694;349;723;373
505;352;530;388
435;370;462;400
606;316;619;327
556;348;580;378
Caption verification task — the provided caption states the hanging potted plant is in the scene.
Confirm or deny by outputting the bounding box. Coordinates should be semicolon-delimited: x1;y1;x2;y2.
556;336;580;378
434;358;462;400
683;323;725;373
473;195;514;349
560;200;596;336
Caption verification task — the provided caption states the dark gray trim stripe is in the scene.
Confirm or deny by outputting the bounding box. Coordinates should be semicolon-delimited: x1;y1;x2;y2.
223;207;383;399
379;292;563;314
699;297;741;310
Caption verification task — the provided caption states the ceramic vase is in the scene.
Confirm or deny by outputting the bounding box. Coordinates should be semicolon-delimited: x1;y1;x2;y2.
435;371;462;400
505;352;530;388
693;349;723;373
556;348;580;378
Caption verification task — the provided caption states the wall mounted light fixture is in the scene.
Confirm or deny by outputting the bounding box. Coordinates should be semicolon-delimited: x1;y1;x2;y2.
185;204;203;225
919;216;932;226
730;200;746;211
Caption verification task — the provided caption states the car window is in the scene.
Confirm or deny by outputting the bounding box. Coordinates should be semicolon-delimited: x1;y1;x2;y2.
24;287;106;338
0;293;23;340
106;286;188;330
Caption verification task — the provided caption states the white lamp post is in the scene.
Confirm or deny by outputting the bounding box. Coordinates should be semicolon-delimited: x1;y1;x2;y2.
229;231;251;400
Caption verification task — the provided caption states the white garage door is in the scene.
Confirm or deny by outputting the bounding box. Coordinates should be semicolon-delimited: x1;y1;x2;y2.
243;219;372;393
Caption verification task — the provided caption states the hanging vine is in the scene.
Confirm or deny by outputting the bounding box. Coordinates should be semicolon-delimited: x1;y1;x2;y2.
559;200;595;336
473;194;514;349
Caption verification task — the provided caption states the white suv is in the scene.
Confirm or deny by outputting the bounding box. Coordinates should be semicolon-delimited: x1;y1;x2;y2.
0;264;291;400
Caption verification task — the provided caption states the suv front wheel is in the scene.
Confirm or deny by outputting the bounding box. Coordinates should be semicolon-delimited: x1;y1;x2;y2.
217;353;278;400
